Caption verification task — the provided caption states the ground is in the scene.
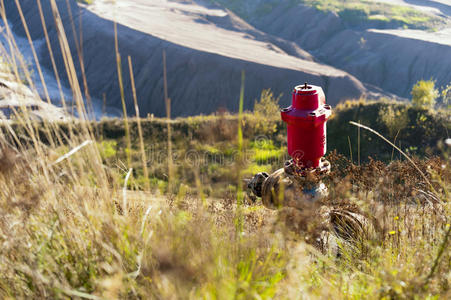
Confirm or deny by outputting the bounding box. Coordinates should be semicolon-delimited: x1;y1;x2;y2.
0;100;449;299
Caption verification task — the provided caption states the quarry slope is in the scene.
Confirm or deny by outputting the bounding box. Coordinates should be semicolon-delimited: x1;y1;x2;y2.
3;0;369;117
240;0;451;98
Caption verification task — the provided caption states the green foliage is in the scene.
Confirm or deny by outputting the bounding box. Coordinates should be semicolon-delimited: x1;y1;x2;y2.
97;140;117;160
150;177;169;194
253;89;281;135
411;80;439;109
300;0;443;29
251;139;286;164
77;0;94;4
378;105;409;138
243;163;272;176
2;0;449;297
7;100;448;187
329;100;449;161
215;0;445;30
253;148;284;164
441;83;451;108
254;89;281;119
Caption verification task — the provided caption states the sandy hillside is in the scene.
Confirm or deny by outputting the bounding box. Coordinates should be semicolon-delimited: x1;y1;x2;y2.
7;0;449;117
370;0;451;46
3;0;370;117
247;0;451;98
87;0;334;74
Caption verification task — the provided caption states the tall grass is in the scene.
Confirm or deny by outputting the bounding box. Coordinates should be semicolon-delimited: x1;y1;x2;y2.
235;70;245;235
0;1;448;299
128;56;149;191
114;21;131;168
162;50;173;194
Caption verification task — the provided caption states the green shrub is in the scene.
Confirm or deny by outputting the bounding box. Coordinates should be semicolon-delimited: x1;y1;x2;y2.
411;80;439;109
216;0;445;30
300;0;443;29
254;89;281;119
441;83;451;108
253;89;282;135
378;105;409;138
97;140;117;160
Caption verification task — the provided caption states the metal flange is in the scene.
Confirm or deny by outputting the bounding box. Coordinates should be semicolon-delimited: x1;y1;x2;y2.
284;158;330;185
247;158;331;209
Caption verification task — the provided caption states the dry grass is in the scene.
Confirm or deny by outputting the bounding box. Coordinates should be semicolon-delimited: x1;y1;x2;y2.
0;122;448;299
0;1;449;299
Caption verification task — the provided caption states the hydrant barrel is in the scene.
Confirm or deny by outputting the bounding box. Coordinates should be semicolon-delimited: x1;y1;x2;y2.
281;83;332;168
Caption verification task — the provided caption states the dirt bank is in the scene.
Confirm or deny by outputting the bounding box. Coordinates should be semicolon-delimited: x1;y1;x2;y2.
0;59;68;122
3;0;368;117
249;1;451;98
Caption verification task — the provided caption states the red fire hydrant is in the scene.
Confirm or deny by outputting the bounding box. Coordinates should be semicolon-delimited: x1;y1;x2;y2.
281;83;332;168
247;84;372;256
247;82;332;208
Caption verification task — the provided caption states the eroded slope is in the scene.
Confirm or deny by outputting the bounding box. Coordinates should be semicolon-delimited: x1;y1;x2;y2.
3;0;369;117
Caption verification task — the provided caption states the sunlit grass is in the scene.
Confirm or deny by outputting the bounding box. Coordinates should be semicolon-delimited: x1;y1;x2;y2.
302;0;444;29
0;1;449;299
215;0;446;30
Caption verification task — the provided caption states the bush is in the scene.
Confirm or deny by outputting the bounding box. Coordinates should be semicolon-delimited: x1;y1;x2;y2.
254;89;281;119
441;83;451;108
378;105;409;138
411;79;439;108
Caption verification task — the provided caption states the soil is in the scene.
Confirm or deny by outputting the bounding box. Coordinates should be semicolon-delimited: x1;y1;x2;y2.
3;0;367;117
249;0;451;98
3;0;450;117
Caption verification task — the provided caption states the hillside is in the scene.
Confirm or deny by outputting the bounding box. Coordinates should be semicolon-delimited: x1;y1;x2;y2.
3;0;370;118
0;58;68;121
3;0;450;118
216;0;451;99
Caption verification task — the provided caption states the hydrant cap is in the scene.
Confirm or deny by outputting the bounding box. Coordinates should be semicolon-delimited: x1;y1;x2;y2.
292;83;325;110
294;83;316;95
